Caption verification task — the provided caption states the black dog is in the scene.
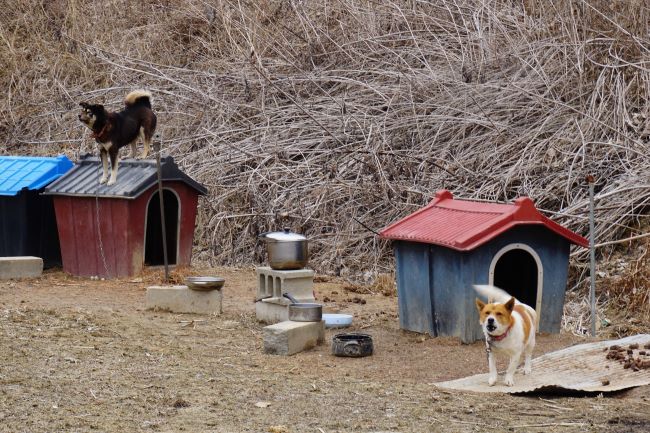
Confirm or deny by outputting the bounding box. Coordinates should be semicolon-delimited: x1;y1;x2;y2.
78;90;157;185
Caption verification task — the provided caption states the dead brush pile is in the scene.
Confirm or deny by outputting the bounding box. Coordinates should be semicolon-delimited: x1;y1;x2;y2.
600;234;650;334
1;0;649;301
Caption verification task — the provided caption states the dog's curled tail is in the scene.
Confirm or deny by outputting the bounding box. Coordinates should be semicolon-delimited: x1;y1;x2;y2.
473;284;513;303
124;90;153;108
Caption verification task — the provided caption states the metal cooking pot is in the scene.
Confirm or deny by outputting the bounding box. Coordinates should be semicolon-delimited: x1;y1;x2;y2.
283;293;322;322
258;228;308;270
288;303;322;322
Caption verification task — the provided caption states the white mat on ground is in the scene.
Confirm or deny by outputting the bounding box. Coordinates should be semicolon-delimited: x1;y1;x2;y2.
435;334;650;394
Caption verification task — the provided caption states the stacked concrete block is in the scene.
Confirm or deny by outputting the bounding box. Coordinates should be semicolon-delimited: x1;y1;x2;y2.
145;285;223;315
255;267;315;324
256;267;314;300
255;298;291;324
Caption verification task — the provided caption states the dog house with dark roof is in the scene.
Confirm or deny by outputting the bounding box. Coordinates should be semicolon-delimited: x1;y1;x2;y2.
0;155;73;267
43;155;207;278
380;190;588;343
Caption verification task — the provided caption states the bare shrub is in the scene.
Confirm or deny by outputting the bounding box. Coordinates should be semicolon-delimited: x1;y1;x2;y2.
1;1;649;293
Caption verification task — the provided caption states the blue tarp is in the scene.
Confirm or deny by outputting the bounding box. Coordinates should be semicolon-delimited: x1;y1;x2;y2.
0;155;73;196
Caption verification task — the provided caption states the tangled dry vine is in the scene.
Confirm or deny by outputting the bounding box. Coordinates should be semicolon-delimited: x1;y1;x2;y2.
1;1;649;289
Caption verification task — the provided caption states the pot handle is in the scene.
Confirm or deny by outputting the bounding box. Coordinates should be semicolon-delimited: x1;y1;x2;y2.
282;293;299;304
257;231;270;239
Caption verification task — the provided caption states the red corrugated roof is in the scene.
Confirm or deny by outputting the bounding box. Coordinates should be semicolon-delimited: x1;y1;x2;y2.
379;190;588;250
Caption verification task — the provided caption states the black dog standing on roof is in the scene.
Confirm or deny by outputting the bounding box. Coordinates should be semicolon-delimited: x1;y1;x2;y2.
78;90;157;185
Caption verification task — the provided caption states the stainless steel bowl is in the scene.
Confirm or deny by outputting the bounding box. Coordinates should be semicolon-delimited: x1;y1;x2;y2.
185;276;225;291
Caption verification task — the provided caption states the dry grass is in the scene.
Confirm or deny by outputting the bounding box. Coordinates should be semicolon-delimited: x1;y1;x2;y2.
1;1;649;301
600;236;650;334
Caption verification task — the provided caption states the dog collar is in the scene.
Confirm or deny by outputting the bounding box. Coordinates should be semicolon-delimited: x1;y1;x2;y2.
488;324;512;342
92;123;111;142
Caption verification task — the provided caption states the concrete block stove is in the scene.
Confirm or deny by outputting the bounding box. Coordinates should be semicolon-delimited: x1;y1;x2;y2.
255;266;315;324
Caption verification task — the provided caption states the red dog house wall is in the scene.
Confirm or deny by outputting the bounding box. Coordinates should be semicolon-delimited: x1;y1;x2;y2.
43;155;207;278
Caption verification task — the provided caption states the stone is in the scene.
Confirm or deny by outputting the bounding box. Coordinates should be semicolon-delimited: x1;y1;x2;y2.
263;320;325;356
0;256;43;280
145;285;222;315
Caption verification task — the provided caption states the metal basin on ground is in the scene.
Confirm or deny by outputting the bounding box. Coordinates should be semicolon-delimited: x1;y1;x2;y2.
332;333;373;357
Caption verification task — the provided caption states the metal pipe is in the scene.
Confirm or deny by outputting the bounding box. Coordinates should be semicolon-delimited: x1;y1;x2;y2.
587;175;596;336
155;135;169;283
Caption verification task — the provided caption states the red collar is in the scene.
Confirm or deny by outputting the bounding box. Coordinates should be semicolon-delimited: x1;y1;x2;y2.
92;122;111;142
488;324;512;342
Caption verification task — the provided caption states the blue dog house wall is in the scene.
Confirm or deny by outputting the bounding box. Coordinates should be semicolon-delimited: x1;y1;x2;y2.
0;155;74;267
380;190;588;343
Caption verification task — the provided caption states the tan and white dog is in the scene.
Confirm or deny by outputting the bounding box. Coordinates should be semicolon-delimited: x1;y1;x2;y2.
474;284;537;387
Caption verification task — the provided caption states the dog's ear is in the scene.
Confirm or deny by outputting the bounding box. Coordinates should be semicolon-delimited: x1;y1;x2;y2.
79;102;88;108
505;297;515;312
475;298;485;312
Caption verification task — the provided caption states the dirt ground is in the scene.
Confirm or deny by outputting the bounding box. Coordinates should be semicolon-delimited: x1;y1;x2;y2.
1;267;649;433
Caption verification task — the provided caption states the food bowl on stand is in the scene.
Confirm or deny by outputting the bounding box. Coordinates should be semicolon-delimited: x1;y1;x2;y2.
185;276;225;291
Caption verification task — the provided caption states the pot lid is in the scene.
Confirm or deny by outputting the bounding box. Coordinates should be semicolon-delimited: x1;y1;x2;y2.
261;228;307;242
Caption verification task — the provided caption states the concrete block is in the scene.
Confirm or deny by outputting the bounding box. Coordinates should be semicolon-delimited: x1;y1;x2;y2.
256;267;314;300
255;299;290;324
145;285;222;315
263;320;325;356
0;256;43;280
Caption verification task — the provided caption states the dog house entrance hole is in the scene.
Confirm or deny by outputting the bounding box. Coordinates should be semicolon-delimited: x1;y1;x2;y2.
490;244;542;315
145;189;179;266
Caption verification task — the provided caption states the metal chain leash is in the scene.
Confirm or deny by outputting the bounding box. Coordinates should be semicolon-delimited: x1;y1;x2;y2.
95;176;110;278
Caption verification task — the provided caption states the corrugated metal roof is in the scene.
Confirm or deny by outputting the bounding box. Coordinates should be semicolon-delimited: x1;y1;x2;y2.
43;154;207;199
0;155;73;196
435;334;650;394
379;190;588;250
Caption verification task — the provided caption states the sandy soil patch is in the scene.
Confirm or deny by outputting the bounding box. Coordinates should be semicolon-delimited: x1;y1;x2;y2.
1;267;649;432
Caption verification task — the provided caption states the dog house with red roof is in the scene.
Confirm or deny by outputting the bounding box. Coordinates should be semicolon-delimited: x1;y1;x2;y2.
380;190;588;343
43;155;207;278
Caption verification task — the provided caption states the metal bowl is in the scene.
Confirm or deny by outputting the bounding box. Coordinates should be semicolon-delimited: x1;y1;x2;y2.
185;276;225;291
